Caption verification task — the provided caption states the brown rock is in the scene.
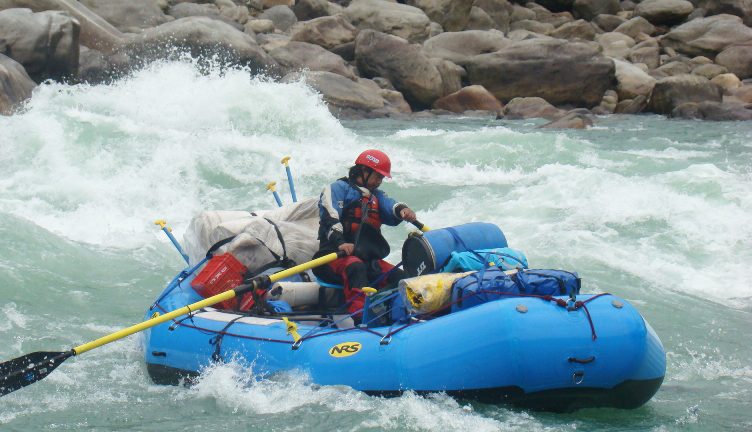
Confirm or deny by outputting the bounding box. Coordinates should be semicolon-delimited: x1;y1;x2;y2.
269;41;357;80
539;111;594;128
431;58;465;97
715;45;752;79
633;0;694;25
662;14;752;58
572;0;621;21
0;8;80;83
614;94;648;113
123;17;279;75
406;0;473;32
649;74;723;114
465;38;615;107
691;63;729;79
614;16;656;38
0;53;36;114
467;6;497;31
671;100;752;120
474;0;514;33
421;30;509;66
649;61;691;78
549;19;598;41
593;14;627;32
432;85;504;115
289;14;357;50
503;96;563;119
345;0;431;44
0;0;126;54
355;30;443;108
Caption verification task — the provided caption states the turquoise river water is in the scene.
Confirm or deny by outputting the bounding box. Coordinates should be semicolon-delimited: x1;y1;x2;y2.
0;60;750;431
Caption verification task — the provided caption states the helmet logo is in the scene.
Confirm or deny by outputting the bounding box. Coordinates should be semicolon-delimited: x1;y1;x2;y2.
366;155;380;164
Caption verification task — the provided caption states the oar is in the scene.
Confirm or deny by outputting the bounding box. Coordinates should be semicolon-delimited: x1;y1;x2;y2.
280;156;297;203
154;220;190;264
411;220;430;232
266;182;283;207
0;251;343;397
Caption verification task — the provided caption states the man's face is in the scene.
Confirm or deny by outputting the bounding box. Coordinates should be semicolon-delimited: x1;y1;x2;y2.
364;169;384;191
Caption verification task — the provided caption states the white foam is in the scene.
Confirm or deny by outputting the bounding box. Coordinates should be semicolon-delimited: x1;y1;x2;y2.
184;360;550;431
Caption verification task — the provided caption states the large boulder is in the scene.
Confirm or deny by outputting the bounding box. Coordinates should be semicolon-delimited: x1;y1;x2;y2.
661;14;752;58
0;0;126;54
593;14;627;32
433;85;504;115
649;74;723;114
650;60;691;78
467;6;497;31
703;0;752;27
77;46;130;83
123;17;279;75
355;30;443;108
167;3;244;30
539;111;594;128
78;0;170;33
715;45;752;79
421;30;510;66
633;0;694;25
473;0;514;33
614;16;656;38
465;38;615;107
0;54;36;114
289;14;357;50
509;19;555;35
549;19;598;40
345;0;431;44
269;41;357;80
613;58;657;100
628;40;661;69
671;100;752;120
503;96;564;119
292;0;343;21
259;5;297;32
0;8;80;83
281;70;410;119
431;58;464;97
406;0;473;32
572;0;621;21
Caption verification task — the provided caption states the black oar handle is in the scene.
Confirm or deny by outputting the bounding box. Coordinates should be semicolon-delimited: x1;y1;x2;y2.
411;220;429;232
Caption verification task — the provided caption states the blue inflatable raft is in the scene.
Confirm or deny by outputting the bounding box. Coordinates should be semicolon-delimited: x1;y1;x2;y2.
142;224;665;412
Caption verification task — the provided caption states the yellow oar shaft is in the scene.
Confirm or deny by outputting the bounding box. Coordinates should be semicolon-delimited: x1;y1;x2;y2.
73;290;236;354
73;252;341;355
267;252;338;283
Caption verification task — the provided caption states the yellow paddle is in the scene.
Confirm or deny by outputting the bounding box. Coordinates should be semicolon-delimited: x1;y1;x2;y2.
0;251;343;397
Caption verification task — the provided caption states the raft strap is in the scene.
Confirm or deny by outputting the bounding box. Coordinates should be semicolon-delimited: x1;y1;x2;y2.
210;315;245;362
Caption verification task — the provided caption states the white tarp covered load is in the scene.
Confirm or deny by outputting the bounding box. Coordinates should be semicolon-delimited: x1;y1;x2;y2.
184;198;320;275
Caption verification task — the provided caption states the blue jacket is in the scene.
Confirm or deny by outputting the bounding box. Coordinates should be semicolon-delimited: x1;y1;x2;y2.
318;178;406;257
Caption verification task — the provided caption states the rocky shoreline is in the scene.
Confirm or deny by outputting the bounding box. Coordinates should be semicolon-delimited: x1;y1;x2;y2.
1;0;751;125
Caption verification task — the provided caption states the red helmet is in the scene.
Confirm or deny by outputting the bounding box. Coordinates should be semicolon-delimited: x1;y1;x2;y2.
355;149;391;178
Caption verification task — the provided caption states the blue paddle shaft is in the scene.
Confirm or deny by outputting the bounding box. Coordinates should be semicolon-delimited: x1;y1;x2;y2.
285;166;297;202
272;191;283;207
162;228;190;264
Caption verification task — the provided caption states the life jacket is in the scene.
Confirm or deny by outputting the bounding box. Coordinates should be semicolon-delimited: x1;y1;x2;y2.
344;194;382;235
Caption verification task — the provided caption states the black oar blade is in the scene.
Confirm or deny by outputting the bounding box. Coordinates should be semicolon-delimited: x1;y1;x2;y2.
0;350;73;397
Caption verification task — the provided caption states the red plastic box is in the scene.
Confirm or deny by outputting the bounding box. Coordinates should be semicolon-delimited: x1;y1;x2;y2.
191;254;247;310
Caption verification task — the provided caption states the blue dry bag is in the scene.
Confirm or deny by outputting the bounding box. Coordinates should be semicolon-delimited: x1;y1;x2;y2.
451;268;581;312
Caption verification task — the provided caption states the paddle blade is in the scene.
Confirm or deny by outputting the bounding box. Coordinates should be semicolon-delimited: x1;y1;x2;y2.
0;350;73;397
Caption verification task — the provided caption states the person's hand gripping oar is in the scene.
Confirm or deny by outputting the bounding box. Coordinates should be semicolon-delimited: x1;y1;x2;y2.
0;251;345;397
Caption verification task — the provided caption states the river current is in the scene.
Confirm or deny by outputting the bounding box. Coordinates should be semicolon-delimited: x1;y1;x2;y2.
1;60;750;431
